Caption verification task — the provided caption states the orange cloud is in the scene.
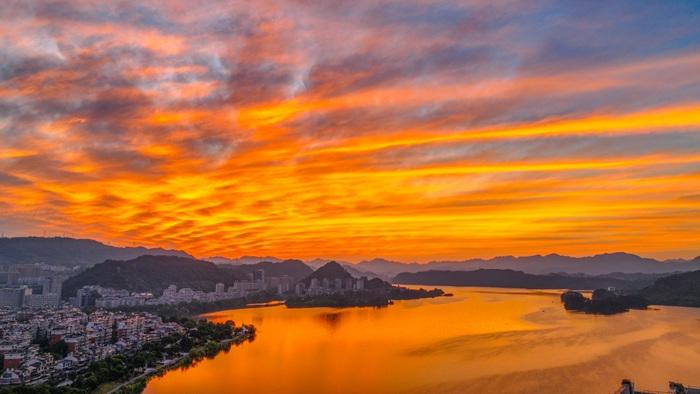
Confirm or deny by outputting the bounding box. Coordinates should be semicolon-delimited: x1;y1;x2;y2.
1;0;700;261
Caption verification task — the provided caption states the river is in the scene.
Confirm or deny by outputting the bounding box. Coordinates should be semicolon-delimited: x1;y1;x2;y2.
143;287;700;393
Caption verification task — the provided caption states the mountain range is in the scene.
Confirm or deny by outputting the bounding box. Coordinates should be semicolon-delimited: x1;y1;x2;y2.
392;269;656;290
209;253;700;276
354;253;700;276
2;237;699;276
0;237;191;267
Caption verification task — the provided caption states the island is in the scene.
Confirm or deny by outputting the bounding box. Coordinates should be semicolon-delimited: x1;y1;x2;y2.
560;289;648;315
286;262;444;308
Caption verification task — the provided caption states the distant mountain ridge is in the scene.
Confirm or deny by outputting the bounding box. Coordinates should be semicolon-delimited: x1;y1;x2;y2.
0;237;191;267
4;237;698;276
357;253;700;276
392;269;656;290
62;255;242;298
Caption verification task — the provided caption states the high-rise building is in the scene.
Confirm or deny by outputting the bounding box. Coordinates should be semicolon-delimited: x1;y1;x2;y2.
310;278;320;289
215;283;225;294
0;287;31;308
295;282;305;296
75;287;97;308
253;270;265;288
163;285;177;297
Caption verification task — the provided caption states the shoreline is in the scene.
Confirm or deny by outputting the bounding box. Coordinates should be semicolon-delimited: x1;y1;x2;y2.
102;331;253;394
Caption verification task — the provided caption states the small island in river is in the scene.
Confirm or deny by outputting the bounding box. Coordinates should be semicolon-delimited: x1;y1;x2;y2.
287;262;445;308
560;289;649;315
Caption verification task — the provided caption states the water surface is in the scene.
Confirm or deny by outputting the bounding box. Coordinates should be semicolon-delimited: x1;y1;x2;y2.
144;287;700;393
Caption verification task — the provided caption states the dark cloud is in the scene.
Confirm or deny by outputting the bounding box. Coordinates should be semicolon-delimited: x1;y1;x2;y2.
0;172;31;186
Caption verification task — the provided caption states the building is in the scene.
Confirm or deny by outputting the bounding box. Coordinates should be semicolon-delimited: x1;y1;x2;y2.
25;293;60;308
0;287;32;308
253;270;265;288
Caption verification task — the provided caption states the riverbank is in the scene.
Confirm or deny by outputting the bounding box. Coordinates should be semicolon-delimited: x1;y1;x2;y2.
0;320;256;394
102;329;255;394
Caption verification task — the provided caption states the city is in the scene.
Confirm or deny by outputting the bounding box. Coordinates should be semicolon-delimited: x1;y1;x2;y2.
0;307;183;386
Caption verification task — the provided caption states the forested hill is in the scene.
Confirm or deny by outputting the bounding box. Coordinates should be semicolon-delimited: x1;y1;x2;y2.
301;261;354;286
640;270;700;307
61;255;242;298
221;259;313;282
0;237;191;266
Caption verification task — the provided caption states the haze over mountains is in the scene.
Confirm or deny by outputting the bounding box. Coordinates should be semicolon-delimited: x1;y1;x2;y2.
2;237;699;277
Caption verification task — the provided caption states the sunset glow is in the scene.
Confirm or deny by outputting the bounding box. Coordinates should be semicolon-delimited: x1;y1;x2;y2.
1;1;699;260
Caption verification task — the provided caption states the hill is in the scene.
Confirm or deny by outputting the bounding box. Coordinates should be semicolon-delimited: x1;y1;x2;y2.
392;269;650;290
221;259;313;282
358;253;700;276
0;237;191;267
62;255;242;298
301;261;353;286
640;270;700;307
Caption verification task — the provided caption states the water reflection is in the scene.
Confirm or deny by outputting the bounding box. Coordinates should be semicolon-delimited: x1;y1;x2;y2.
144;287;700;394
316;311;346;331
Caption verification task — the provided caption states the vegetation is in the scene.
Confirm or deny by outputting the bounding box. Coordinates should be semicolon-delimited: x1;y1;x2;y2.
220;259;313;282
388;286;444;300
300;262;353;286
62;255;245;298
560;289;649;315
640;270;700;307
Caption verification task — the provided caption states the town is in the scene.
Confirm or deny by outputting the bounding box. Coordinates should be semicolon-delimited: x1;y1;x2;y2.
0;263;259;390
0;306;183;386
70;269;369;309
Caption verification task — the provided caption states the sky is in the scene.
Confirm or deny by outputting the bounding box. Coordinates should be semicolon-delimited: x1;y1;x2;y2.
1;0;699;261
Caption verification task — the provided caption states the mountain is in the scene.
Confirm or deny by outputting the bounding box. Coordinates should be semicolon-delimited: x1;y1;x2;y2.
392;269;653;290
341;264;386;280
640;270;700;307
0;237;191;267
357;253;700;276
301;262;353;286
206;255;281;265
62;255;242;298
304;258;353;270
221;259;313;282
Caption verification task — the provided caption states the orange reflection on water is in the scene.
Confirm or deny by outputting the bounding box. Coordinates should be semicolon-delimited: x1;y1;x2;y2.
144;288;700;394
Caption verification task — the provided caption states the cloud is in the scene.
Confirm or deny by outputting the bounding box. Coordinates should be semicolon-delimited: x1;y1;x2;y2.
1;0;699;260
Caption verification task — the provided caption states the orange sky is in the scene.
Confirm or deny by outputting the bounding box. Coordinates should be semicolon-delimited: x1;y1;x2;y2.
1;1;699;261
